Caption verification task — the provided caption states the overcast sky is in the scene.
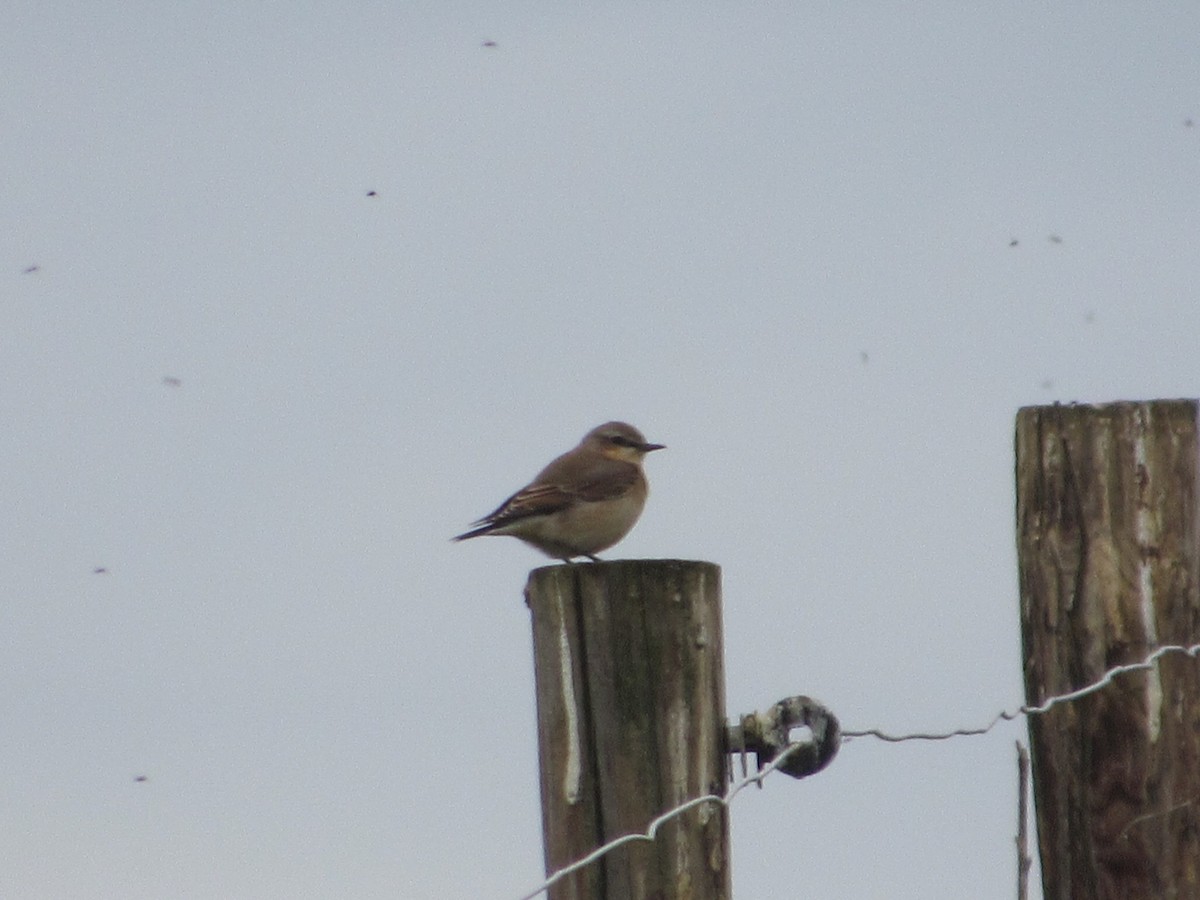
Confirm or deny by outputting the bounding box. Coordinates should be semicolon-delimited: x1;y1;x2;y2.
4;3;1199;898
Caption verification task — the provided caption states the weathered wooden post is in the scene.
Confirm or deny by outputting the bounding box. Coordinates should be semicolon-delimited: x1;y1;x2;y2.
526;559;729;900
1015;400;1200;899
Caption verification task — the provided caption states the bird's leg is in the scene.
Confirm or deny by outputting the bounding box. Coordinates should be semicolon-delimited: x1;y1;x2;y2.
585;553;602;562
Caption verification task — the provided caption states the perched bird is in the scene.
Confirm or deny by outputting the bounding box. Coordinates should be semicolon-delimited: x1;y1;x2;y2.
454;421;664;562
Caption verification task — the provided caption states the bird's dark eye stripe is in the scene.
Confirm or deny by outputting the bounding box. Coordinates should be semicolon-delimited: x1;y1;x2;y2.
609;436;634;447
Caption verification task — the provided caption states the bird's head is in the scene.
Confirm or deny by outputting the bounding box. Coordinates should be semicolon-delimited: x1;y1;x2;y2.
586;421;666;462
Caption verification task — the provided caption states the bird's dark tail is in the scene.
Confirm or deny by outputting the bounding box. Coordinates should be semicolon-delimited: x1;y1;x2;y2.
451;523;495;542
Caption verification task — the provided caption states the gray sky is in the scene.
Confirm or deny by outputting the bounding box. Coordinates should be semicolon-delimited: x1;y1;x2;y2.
4;3;1199;898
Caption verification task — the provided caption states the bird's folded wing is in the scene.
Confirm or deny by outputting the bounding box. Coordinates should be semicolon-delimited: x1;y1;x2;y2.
475;483;574;525
476;461;638;526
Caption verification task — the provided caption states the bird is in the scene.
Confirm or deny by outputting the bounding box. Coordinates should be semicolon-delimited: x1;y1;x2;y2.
453;421;664;562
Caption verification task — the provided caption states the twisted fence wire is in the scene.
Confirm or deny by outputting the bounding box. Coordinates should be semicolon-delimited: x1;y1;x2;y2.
517;741;807;900
843;641;1200;743
517;641;1200;899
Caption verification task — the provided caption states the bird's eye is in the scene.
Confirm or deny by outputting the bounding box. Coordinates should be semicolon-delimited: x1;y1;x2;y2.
609;436;632;447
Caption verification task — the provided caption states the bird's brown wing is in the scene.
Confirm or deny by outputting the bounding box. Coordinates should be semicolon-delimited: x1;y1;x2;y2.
473;456;638;527
477;483;574;525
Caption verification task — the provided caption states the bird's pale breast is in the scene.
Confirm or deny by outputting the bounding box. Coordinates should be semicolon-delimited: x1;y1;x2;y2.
503;484;646;558
553;489;645;553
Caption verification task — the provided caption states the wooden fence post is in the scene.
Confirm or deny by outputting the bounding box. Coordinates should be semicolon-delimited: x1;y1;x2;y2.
1015;400;1200;899
525;559;729;900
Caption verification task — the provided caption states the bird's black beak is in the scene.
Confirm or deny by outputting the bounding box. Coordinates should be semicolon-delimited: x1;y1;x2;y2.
641;442;666;452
